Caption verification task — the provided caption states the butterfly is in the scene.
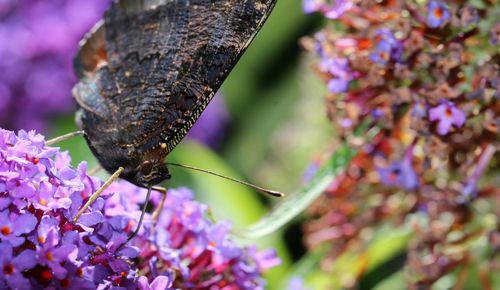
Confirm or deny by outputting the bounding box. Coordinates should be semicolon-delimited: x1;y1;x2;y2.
73;0;278;188
62;0;283;231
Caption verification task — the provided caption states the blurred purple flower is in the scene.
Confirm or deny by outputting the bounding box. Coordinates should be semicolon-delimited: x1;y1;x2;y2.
0;0;110;131
302;0;353;19
378;146;419;190
324;0;353;19
0;128;278;289
288;277;312;290
490;23;500;46
429;101;466;135
320;57;352;93
426;1;450;28
370;29;403;65
303;0;324;14
187;93;229;149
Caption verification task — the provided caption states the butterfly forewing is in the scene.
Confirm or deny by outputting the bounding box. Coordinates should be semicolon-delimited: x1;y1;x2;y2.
73;0;277;185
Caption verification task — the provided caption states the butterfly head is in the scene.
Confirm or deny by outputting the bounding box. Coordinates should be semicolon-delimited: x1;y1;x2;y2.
81;129;171;187
131;160;171;186
120;144;171;187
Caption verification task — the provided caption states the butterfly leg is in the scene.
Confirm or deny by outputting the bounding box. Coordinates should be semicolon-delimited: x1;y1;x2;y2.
46;130;85;146
73;167;124;222
152;186;167;221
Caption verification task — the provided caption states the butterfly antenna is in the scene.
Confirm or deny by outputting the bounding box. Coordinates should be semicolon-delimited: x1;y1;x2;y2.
127;184;153;242
73;167;124;222
166;162;285;197
46;130;85;146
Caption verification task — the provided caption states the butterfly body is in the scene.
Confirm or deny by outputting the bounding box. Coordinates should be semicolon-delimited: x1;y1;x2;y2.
73;0;277;187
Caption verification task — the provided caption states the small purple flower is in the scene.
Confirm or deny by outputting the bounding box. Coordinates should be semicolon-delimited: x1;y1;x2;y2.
426;1;450;28
412;100;428;118
0;243;36;289
370;29;403;65
429;101;466;135
320;57;353;93
378;146;419;190
0;211;37;246
36;229;78;279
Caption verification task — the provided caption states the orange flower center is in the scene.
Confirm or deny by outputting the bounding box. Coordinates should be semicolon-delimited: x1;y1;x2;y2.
434;7;443;18
38;236;46;244
1;226;12;236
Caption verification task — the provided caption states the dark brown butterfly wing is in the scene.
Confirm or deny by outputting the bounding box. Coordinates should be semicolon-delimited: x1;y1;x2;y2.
74;0;277;158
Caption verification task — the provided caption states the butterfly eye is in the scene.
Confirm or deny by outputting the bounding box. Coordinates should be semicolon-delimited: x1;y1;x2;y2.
140;161;153;176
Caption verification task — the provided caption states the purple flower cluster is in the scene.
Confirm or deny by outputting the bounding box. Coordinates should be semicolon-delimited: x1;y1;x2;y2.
302;0;500;288
0;128;279;289
0;0;110;131
107;183;280;290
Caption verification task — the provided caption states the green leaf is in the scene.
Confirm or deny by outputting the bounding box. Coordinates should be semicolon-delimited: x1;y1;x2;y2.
237;141;356;238
237;123;379;239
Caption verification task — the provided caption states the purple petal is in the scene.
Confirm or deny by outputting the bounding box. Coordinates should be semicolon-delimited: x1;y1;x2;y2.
150;275;173;289
0;197;11;210
254;248;281;270
13;212;37;235
5;272;31;290
117;246;139;259
12;182;35;198
429;104;446;121
437;118;453;135
0;242;13;263
38;216;59;240
0;171;19;180
328;78;349;93
78;211;104;227
12;249;36;271
138;276;151;290
451;107;466;127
